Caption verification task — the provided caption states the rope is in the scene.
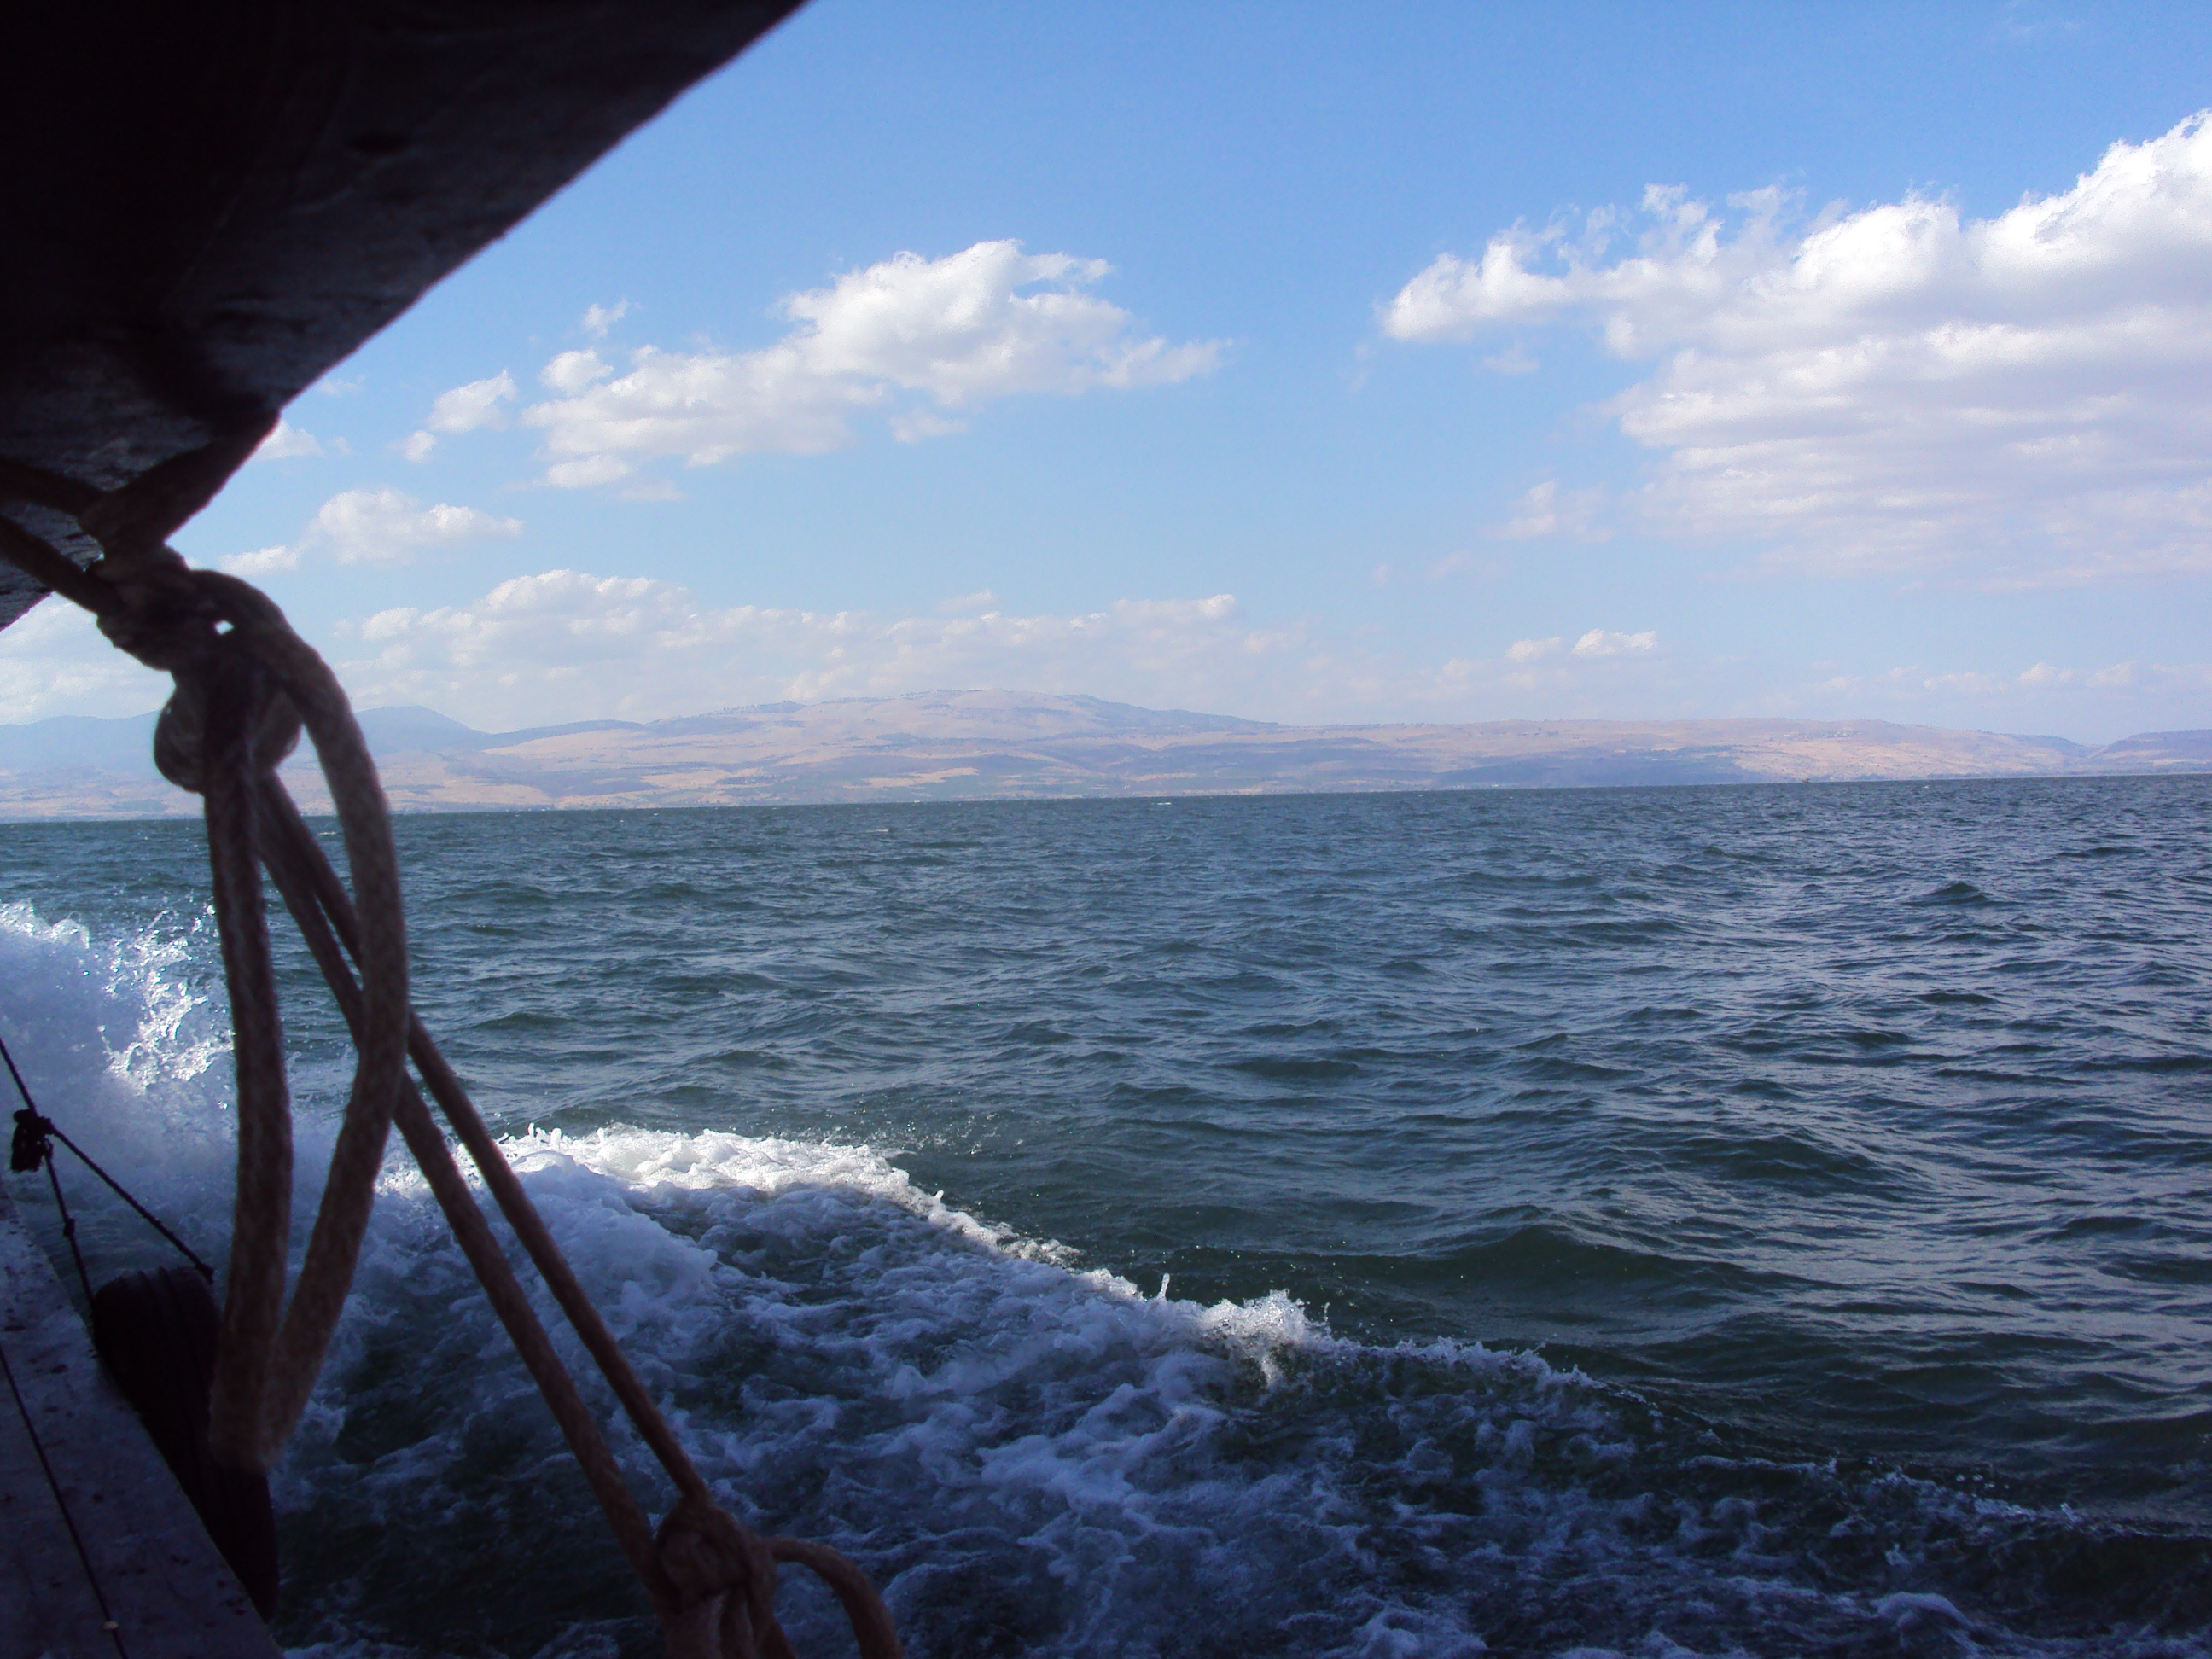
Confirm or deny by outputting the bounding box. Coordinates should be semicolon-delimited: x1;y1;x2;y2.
0;431;902;1659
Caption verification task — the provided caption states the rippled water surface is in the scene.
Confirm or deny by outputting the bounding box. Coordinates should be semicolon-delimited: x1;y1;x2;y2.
4;776;2210;1656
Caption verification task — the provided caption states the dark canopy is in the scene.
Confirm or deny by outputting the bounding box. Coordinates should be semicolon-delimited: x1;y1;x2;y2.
0;0;801;629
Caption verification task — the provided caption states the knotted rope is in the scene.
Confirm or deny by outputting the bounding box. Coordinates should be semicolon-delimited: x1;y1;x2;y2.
0;428;900;1658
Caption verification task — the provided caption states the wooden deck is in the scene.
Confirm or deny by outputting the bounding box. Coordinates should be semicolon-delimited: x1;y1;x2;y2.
0;1184;279;1658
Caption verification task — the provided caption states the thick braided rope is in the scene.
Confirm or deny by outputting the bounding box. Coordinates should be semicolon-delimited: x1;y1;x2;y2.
0;434;901;1656
195;572;413;1465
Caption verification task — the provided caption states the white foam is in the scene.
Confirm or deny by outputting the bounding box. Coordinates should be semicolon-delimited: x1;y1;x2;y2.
0;903;242;1256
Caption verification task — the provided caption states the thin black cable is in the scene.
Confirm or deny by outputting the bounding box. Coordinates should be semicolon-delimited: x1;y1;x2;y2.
0;1027;213;1280
39;1119;212;1282
0;1325;131;1657
40;1145;96;1305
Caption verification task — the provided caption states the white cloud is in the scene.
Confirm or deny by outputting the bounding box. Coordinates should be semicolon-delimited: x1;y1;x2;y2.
252;419;325;461
402;371;518;460
580;301;632;339
218;545;302;578
1574;629;1657;657
541;351;613;394
522;240;1224;486
0;598;169;723
889;410;969;444
331;571;1284;726
1492;480;1611;542
1499;629;1653;665
428;372;518;433
308;489;521;566
12;560;2198;742
1387;111;2212;584
218;489;523;573
323;571;1703;732
1923;671;2005;695
545;456;632;490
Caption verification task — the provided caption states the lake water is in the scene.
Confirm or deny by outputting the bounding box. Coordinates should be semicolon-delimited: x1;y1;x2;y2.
3;775;2210;1656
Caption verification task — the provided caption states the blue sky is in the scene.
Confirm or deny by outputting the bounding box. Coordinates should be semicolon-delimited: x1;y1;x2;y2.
9;0;2212;741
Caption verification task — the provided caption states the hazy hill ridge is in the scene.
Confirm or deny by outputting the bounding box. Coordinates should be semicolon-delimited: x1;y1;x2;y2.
2;690;2207;819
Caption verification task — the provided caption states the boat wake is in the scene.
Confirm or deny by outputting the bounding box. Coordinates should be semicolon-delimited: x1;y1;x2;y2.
4;903;2205;1658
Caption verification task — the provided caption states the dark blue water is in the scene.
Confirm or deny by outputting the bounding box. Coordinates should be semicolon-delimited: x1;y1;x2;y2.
4;775;2210;1656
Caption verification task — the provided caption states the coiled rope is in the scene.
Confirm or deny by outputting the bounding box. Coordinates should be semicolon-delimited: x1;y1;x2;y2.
0;425;901;1659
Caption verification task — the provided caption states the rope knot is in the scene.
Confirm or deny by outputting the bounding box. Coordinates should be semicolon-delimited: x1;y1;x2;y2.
154;658;304;795
655;1495;789;1659
94;552;226;674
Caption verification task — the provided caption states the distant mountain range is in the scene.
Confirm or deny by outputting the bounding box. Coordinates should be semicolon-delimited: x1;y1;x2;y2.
1;690;2208;819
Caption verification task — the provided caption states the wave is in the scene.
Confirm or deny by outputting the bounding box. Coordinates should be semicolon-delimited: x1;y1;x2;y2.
5;905;2207;1658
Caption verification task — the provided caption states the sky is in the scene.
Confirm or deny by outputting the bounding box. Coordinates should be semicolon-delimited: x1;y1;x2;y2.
6;0;2212;742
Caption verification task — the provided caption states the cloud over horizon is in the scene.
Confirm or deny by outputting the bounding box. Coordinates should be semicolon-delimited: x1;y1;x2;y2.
2;571;2203;740
1388;110;2212;585
331;573;1280;725
311;572;1770;734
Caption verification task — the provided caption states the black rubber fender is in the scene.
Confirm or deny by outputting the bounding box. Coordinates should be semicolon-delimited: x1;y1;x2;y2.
91;1266;280;1617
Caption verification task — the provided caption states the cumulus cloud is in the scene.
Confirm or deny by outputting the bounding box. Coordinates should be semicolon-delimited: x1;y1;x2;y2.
1503;629;1655;663
308;489;521;565
580;300;632;339
521;241;1224;486
218;488;521;574
252;419;325;461
218;545;303;578
430;372;519;432
1574;629;1657;657
1387;111;2212;584
402;370;518;460
541;351;613;395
